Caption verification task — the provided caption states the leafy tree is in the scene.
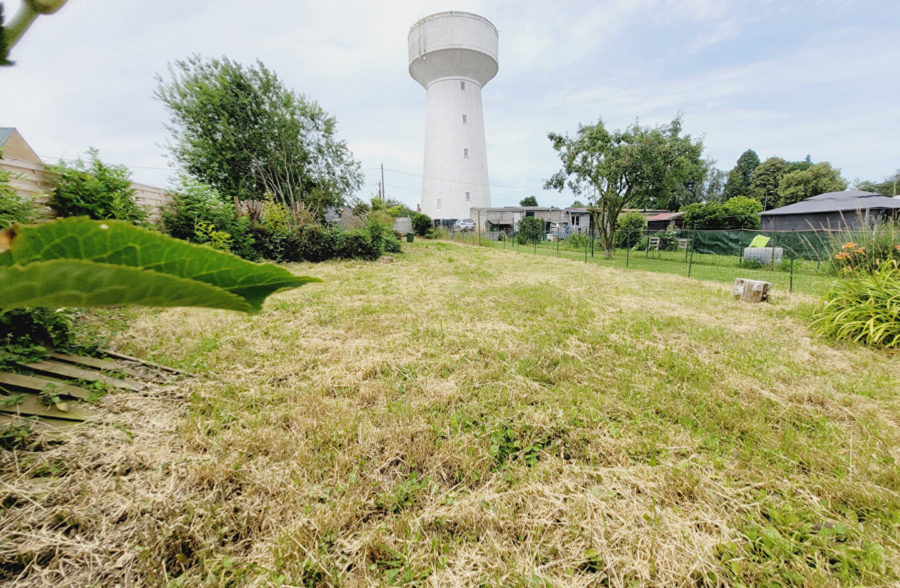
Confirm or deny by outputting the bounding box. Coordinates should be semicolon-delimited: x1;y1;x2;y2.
155;55;363;215
722;149;760;199
545;116;704;258
681;196;762;229
519;195;538;207
777;162;848;207
855;171;899;197
614;211;646;247
749;157;791;210
571;200;585;208
49;150;147;224
516;216;545;244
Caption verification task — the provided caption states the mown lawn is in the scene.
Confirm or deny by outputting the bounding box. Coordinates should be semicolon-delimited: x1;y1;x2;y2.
1;240;898;586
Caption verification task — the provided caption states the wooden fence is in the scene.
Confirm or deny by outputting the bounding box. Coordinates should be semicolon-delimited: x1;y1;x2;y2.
1;157;173;222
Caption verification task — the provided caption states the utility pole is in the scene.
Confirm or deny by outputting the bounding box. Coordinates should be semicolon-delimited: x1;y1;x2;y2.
380;164;385;200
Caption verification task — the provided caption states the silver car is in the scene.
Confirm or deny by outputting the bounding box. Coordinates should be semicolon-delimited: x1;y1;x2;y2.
454;218;476;231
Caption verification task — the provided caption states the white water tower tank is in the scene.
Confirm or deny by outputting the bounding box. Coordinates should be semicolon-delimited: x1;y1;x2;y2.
408;12;498;223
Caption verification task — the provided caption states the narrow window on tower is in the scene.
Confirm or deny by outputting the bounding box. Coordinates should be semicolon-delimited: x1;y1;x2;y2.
460;81;466;90
463;148;469;158
465;191;471;202
462;114;467;124
436;198;442;209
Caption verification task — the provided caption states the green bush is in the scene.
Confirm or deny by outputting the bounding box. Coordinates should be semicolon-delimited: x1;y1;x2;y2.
339;230;381;260
411;212;432;236
0;160;36;229
614;211;646;248
49;150;147;224
162;177;256;258
682;196;761;230
516;216;546;244
0;307;90;369
567;232;590;250
810;260;900;348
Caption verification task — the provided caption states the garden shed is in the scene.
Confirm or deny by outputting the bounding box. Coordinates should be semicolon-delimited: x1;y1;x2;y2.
760;190;900;231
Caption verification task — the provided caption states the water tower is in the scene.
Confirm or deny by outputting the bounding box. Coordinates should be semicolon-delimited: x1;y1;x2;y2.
408;12;498;223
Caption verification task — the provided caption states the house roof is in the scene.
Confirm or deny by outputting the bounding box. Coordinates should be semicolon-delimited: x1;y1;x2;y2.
760;190;900;216
646;211;684;222
0;127;14;146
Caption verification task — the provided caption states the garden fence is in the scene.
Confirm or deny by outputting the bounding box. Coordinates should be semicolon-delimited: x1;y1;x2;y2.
444;226;870;296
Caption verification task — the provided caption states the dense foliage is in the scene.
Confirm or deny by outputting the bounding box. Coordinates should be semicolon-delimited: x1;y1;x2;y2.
546;116;704;258
681;196;763;229
48;150;147;223
614;211;646;247
519;196;538;207
0;154;35;228
855;172;899;197
811;260;900;348
722;149;760;200
516;216;546;244
777;162;848;207
156;55;362;213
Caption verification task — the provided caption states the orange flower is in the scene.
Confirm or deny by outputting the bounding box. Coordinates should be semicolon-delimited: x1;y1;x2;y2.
854;247;866;254
895;245;900;252
834;252;850;260
842;242;858;249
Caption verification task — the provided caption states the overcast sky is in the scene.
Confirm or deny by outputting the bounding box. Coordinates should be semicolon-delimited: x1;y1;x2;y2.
2;0;898;209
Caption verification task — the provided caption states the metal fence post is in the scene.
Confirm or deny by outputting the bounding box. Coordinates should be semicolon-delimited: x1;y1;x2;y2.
688;227;695;277
556;228;560;257
626;243;630;268
790;255;794;292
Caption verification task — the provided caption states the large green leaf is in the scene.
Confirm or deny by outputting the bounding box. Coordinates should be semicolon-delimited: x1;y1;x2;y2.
0;260;251;311
0;218;320;312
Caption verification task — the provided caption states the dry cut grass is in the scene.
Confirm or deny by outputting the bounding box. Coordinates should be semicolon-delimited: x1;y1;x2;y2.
1;240;898;586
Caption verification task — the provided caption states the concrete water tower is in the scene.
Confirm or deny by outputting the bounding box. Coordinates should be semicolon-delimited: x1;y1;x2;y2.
408;12;498;223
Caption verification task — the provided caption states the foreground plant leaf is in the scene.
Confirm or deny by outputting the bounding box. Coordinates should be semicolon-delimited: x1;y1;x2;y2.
0;218;320;312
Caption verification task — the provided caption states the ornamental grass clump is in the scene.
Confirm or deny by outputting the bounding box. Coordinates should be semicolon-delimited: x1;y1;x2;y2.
811;259;900;348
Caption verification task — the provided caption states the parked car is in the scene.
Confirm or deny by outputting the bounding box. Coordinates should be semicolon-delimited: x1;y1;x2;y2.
453;218;476;231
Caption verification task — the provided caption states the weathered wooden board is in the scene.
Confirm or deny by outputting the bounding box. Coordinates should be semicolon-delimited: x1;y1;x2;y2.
47;351;164;381
0;394;93;421
100;349;191;376
0;412;80;431
0;372;92;400
18;360;144;392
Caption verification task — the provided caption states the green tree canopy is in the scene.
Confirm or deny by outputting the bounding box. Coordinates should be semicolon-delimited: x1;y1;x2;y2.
516;216;545;244
681;196;762;230
545;116;703;258
777;162;848;207
855;171;899;197
722;149;760;199
749;156;791;210
155;55;363;216
519;195;538;207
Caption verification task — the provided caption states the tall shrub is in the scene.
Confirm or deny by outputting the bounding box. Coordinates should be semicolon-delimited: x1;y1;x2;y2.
0;158;35;228
49;150;147;224
517;216;546;244
614;211;646;247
